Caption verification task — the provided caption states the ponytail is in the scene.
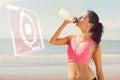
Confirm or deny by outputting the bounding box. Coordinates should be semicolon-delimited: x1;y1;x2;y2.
90;22;103;45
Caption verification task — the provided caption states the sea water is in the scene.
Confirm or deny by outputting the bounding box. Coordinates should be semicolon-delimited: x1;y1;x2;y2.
0;39;120;54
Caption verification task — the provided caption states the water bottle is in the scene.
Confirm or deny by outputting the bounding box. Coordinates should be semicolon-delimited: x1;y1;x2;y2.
59;9;78;23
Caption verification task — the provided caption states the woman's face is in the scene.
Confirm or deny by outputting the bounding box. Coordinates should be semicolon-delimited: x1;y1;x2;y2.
76;11;91;32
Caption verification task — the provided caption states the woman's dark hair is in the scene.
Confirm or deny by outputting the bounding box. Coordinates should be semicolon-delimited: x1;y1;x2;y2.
87;10;103;45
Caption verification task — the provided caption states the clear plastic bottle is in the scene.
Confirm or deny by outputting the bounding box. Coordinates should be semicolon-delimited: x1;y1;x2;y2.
59;9;78;23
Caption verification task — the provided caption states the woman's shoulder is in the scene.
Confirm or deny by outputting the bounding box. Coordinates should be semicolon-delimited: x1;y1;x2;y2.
68;35;73;40
65;35;76;44
67;35;77;40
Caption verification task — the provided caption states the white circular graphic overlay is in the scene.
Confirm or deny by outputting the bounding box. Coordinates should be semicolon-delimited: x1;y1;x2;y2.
19;11;37;47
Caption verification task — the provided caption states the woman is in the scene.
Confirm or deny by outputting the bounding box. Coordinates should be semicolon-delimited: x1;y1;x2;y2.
49;10;104;80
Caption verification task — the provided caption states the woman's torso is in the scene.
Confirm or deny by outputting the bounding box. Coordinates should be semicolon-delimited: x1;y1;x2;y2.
67;35;96;79
68;62;95;80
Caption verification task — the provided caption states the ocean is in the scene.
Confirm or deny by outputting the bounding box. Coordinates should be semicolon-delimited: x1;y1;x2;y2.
0;39;120;55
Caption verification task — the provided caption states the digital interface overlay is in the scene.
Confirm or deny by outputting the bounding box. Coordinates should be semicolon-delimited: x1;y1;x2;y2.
7;5;44;56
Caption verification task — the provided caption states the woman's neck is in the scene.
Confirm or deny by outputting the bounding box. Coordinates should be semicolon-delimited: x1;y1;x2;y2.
74;33;90;46
80;32;90;41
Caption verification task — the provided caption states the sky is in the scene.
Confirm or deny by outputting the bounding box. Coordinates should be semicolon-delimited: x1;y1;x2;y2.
0;0;120;40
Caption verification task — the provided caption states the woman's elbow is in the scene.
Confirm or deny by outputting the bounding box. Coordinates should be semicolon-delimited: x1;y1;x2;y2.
49;39;56;44
49;40;53;44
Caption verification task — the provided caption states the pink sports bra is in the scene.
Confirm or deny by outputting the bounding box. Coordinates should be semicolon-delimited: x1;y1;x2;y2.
67;35;93;65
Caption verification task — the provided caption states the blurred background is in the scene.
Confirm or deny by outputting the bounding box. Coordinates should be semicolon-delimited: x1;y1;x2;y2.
0;0;120;80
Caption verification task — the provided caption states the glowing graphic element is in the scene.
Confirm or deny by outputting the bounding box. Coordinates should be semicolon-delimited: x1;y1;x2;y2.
7;5;44;56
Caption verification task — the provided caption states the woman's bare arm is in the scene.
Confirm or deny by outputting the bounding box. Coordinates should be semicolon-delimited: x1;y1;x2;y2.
49;20;72;45
93;44;104;80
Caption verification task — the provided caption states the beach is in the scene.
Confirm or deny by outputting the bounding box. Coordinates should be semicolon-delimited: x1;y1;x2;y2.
0;53;120;80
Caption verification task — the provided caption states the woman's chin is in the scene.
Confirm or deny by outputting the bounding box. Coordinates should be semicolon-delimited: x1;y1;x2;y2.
76;23;80;28
75;23;78;26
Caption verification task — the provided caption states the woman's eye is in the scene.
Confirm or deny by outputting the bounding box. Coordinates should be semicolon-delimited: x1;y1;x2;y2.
80;17;85;21
82;17;85;19
78;16;86;21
